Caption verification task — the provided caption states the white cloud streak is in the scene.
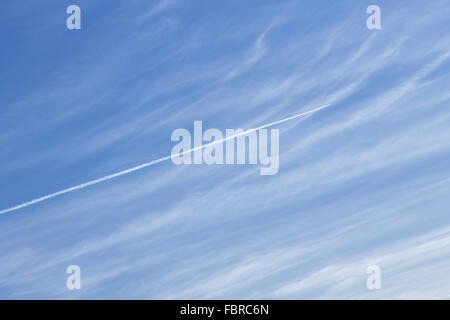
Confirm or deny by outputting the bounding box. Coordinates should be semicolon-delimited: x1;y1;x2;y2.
0;104;331;216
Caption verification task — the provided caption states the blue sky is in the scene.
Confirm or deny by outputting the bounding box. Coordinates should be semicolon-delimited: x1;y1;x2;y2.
1;0;450;299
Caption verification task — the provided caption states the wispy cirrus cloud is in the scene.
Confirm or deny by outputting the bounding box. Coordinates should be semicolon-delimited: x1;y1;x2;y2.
1;0;449;299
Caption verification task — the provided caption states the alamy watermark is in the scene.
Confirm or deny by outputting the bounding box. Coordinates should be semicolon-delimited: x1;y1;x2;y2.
66;5;81;30
366;5;381;30
64;4;381;32
366;265;381;290
171;121;279;175
66;265;81;290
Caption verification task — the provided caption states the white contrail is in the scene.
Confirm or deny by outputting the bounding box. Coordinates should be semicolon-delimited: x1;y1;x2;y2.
0;104;331;215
